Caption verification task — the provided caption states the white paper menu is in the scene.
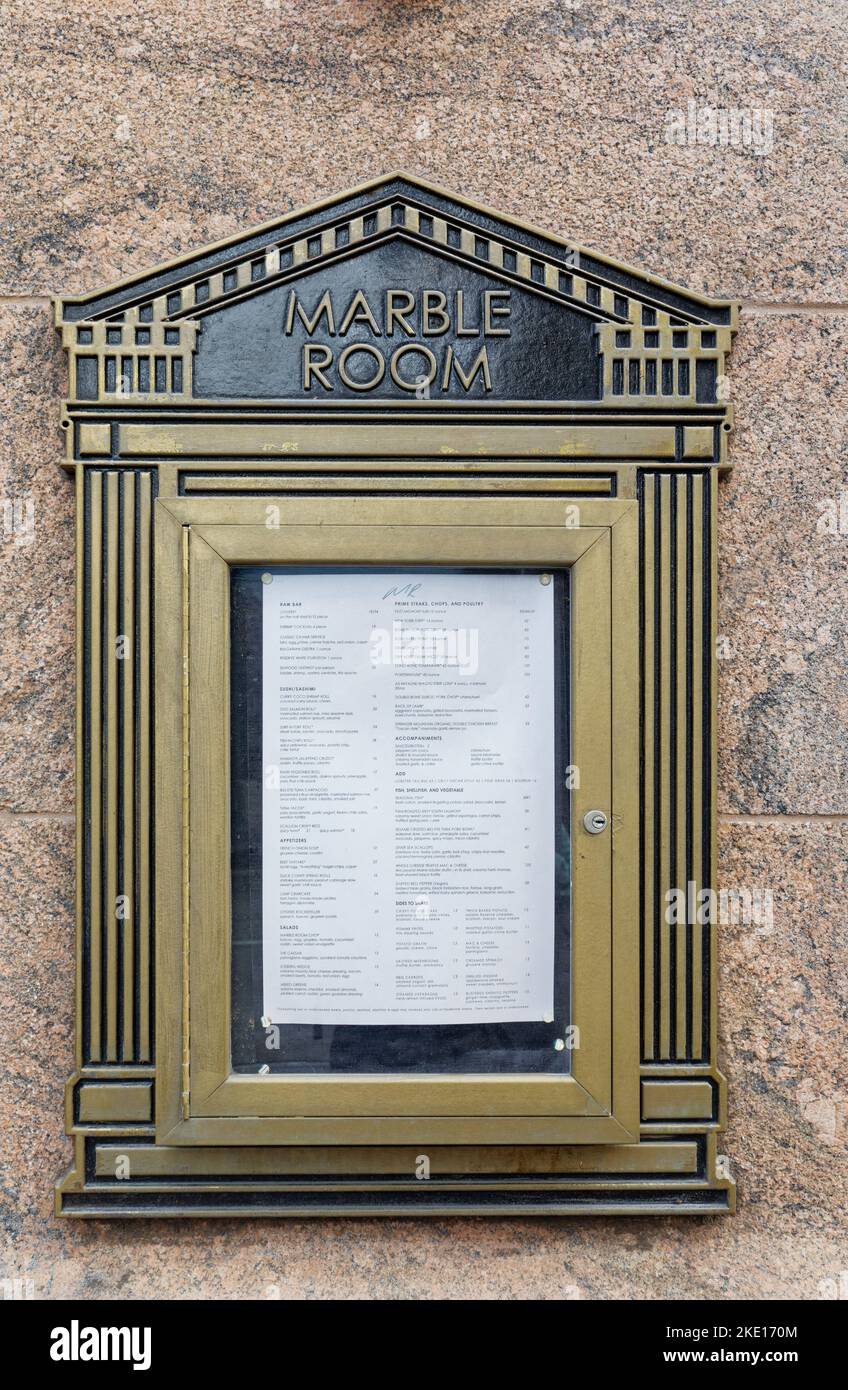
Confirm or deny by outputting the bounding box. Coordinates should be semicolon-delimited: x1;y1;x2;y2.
262;570;555;1026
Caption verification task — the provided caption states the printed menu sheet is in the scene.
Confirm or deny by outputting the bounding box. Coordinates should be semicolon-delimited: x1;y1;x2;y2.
262;570;555;1025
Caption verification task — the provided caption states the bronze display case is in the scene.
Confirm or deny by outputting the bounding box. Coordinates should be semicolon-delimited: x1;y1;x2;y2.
54;173;736;1216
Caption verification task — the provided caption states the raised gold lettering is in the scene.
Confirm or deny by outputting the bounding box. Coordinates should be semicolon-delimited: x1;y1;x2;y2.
441;344;492;392
338;343;386;390
455;290;479;336
385;290;416;337
303;343;333;390
390;344;437;391
422;291;450;336
286;290;336;336
339;291;382;337
484;291;511;336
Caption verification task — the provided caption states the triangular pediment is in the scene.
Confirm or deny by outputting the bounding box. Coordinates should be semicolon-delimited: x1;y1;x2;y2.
57;173;737;407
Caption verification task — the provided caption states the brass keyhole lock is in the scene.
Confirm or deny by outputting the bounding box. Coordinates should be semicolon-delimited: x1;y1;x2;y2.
583;809;609;835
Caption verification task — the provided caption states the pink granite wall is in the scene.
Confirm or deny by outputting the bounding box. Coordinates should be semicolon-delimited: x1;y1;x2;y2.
1;0;845;1299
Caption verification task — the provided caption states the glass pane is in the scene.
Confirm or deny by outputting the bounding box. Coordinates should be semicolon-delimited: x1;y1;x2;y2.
230;566;571;1074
